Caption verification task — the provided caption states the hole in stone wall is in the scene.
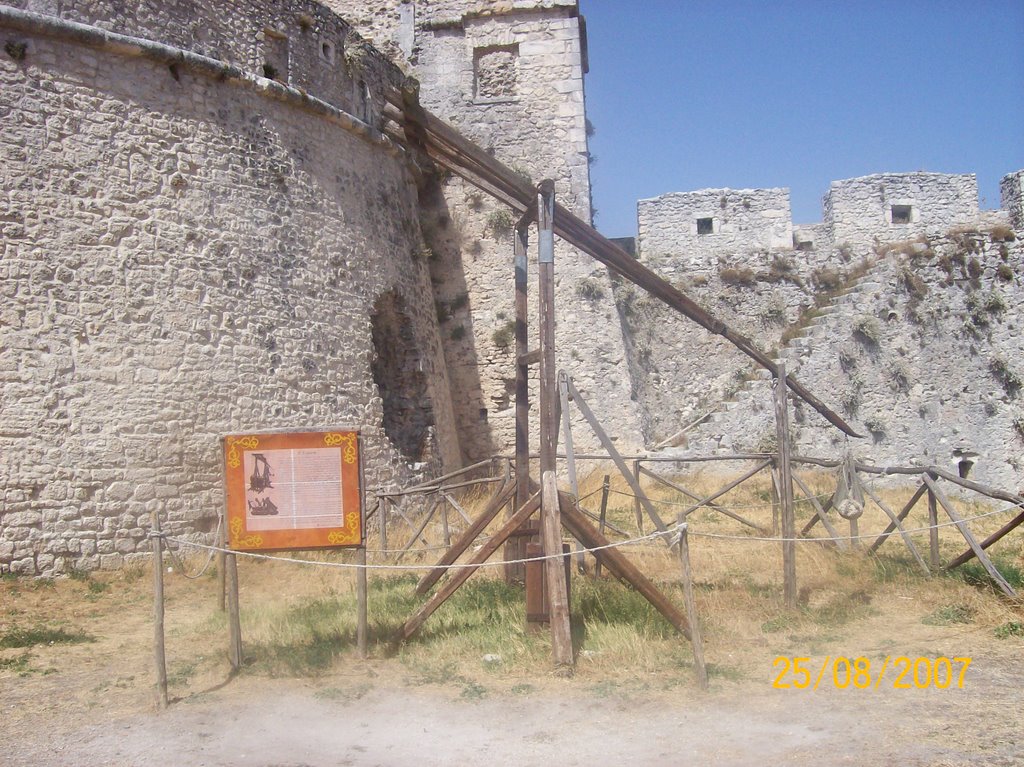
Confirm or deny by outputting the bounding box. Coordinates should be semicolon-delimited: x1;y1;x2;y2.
261;29;289;82
795;239;814;252
370;290;434;462
320;39;336;64
696;217;714;235
891;204;912;224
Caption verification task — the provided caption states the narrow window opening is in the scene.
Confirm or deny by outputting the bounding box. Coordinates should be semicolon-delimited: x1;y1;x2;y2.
319;39;336;64
795;239;814;252
696;217;714;235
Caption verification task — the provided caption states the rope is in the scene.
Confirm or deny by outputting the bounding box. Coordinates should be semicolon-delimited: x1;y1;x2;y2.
605;486;832;511
160;524;674;572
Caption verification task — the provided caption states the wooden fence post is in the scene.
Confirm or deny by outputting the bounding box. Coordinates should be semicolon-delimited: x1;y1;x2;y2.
774;362;797;610
225;550;243;672
508;221;533;584
632;459;643;534
927;472;940;569
356;546;368;659
150;508;168;709
676;516;708;690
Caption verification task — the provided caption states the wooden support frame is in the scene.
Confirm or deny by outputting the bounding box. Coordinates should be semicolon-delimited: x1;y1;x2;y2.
922;475;1016;597
640;463;767;533
791;472;845;548
564;377;673;545
395;493;541;645
416;478;514;596
867;483;928;554
859;483;929;574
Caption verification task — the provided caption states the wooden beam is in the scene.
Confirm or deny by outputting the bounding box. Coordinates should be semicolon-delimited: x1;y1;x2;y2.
416;478;514;596
150;509;168;709
774;363;797;610
559;493;690;639
518;349;541;367
677;460;773;520
397;497;440;557
537;180;573;670
945;506;1024;571
394;493;542;645
922;475;1016;597
867;483;928;554
790;472;846;549
595;475;611;578
860;483;929;575
927;477;940;569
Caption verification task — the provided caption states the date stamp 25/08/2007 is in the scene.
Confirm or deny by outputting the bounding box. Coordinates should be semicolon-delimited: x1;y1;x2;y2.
772;656;972;690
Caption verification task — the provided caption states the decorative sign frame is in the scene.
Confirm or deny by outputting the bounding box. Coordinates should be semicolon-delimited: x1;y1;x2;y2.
222;429;363;552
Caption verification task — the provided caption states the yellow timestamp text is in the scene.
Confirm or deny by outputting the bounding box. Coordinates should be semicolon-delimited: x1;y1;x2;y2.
772;656;972;690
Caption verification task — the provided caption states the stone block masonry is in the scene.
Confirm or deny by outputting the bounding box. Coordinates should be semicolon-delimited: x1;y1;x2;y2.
0;6;461;575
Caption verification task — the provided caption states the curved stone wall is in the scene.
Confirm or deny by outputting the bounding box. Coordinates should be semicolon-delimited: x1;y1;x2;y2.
0;7;460;574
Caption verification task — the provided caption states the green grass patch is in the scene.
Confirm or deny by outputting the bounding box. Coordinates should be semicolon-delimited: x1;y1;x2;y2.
0;626;95;649
922;604;974;626
0;652;33;674
949;556;1024;591
994;621;1024;639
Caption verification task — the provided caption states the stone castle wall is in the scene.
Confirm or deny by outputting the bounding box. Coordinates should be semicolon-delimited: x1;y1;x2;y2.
0;2;461;574
824;172;980;249
637;187;794;276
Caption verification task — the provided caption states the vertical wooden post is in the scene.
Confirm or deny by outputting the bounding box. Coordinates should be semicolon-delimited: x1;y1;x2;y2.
927;473;940;569
537;179;573;670
150;508;168;709
676;516;708;690
379;496;389;554
507;221;532;584
559;372;585;574
632;459;644;534
225;549;243;672
774;362;797;610
356;546;368;659
595;475;610;578
440;497;450;547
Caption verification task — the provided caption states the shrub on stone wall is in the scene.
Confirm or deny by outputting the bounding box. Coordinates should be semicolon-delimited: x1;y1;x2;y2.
989;357;1022;397
491;320;516;350
720;267;756;287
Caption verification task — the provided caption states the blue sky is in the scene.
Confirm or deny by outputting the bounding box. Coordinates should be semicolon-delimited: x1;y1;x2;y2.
582;0;1024;238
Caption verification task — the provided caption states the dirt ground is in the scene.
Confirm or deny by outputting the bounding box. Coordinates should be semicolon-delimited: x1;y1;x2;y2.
1;560;1022;767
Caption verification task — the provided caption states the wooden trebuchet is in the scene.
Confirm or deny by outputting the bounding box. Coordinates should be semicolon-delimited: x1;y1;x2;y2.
383;84;860;440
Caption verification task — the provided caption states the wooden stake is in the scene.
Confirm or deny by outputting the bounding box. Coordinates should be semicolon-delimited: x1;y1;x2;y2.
217;547;226;612
543;471;573;669
595;475;610;578
640;464;767;533
398;497;440;556
676;517;708;690
150;508;168;709
559;372;585;574
356;546;368;658
379;496;388;553
774;362;797;610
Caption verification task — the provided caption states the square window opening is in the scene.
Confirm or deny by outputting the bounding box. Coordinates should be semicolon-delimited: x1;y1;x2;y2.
891;205;913;225
696;217;714;235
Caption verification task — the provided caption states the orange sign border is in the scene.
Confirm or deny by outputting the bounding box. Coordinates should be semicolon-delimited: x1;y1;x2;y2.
222;429;363;552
